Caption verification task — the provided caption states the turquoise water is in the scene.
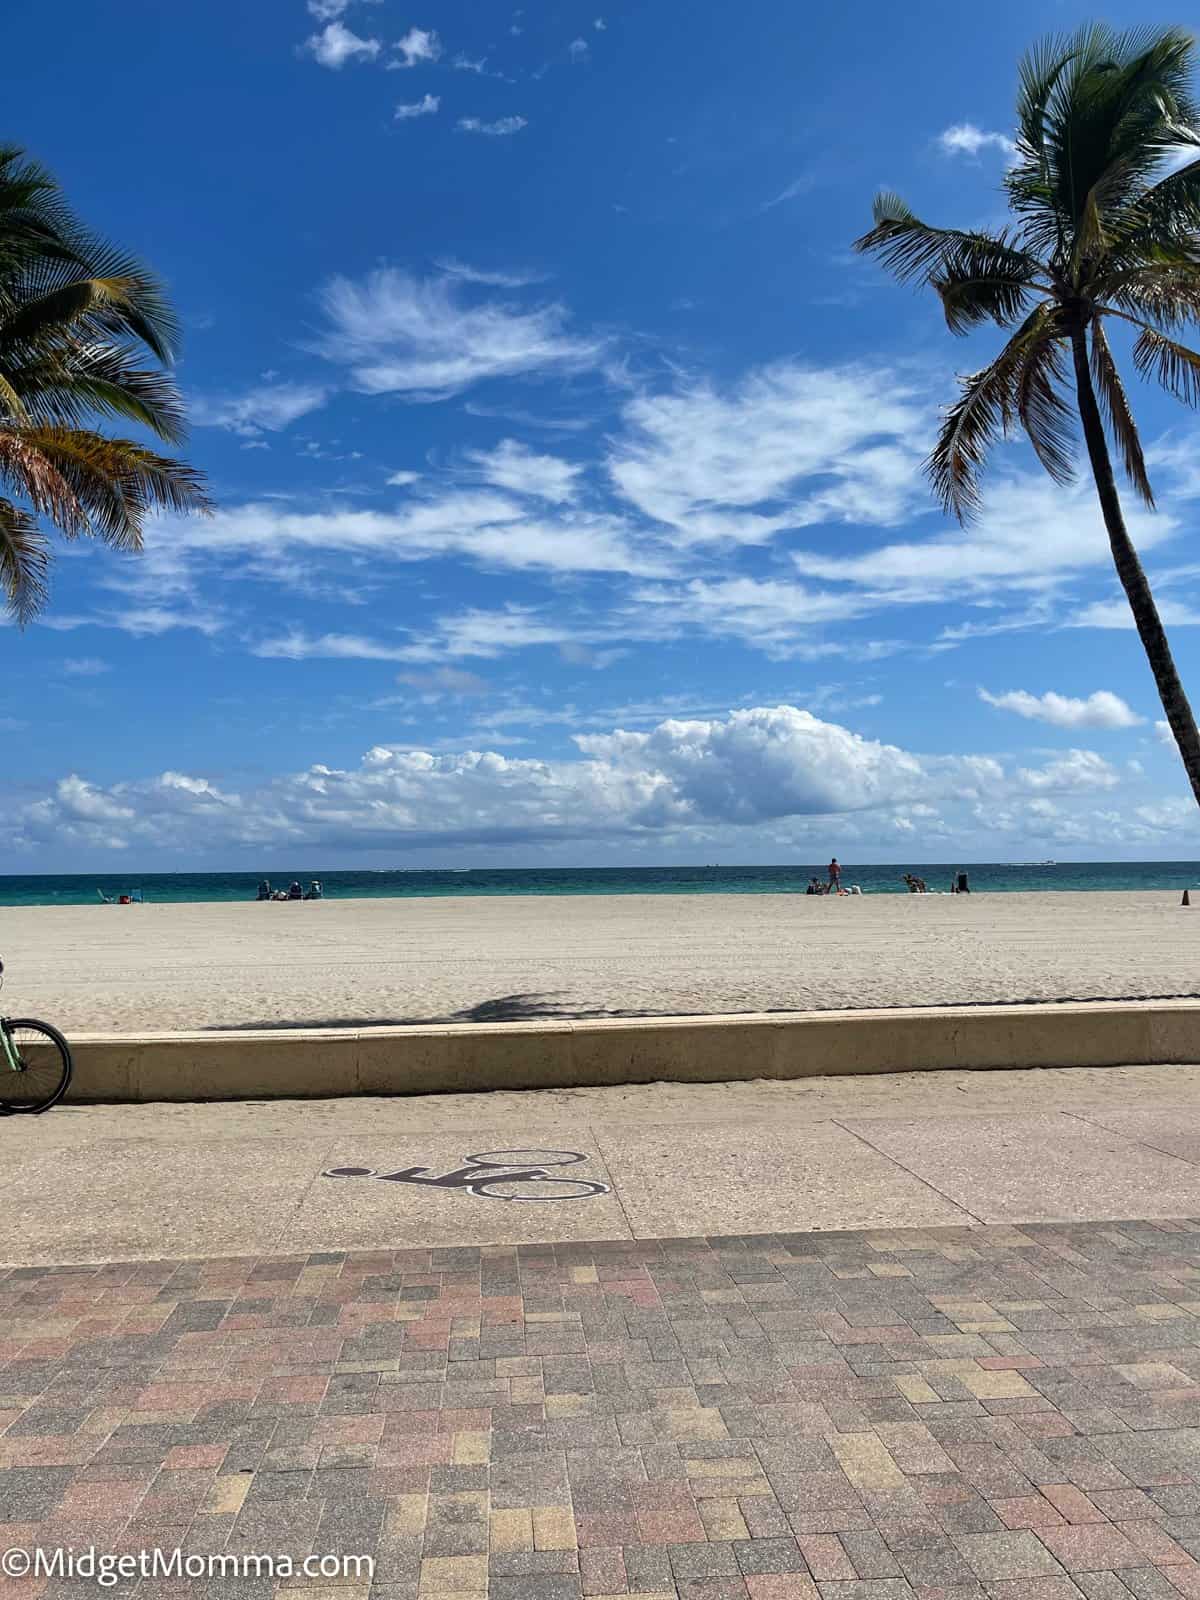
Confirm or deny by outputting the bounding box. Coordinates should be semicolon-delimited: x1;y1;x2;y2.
0;861;1197;906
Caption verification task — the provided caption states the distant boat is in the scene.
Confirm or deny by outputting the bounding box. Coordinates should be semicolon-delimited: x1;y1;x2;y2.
1010;860;1057;867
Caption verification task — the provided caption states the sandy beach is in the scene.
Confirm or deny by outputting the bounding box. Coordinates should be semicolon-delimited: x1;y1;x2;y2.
0;889;1195;1034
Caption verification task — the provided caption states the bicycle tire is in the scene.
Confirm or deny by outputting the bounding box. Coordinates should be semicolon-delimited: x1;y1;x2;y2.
468;1176;611;1202
0;1019;73;1113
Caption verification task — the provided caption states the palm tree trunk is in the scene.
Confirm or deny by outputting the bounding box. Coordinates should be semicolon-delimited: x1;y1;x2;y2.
1069;325;1200;809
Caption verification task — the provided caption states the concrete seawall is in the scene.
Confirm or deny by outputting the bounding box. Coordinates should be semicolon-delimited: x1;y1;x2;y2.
59;999;1200;1101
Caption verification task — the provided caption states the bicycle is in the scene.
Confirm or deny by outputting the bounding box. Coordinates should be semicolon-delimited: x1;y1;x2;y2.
0;959;73;1114
323;1148;610;1202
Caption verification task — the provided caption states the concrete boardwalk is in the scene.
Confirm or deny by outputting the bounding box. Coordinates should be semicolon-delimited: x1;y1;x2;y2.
7;1065;1200;1266
9;1070;1200;1597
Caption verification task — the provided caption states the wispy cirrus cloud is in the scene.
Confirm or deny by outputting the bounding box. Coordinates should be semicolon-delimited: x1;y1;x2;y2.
458;115;528;137
760;175;817;211
313;267;603;397
61;657;112;677
1068;597;1200;628
795;474;1178;601
190;382;328;437
435;259;550;288
395;93;439;120
148;491;669;584
254;630;414;662
306;0;381;19
465;439;582;503
608;362;926;546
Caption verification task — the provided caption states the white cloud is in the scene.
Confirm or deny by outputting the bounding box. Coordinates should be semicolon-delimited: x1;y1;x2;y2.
314;267;601;397
386;470;422;486
938;122;1016;158
255;631;414;662
1017;750;1121;792
435;259;549;288
760;176;816;211
307;0;379;18
630;576;874;656
303;20;381;67
453;54;488;73
0;706;974;856
391;26;441;68
1068;598;1200;628
594;16;606;28
979;688;1143;730
458;116;528;137
385;605;586;663
61;657;111;677
156;493;667;581
1157;719;1175;746
38;605;225;638
609;362;926;546
14;703;1151;861
466;439;582;502
396;666;488;695
796;473;1178;601
190;382;327;437
568;38;589;59
395;93;439;120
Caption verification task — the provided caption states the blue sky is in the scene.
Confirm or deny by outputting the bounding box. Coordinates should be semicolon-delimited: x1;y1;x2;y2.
5;0;1200;870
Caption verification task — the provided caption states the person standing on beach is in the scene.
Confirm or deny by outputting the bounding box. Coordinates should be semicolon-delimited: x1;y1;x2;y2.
827;857;842;893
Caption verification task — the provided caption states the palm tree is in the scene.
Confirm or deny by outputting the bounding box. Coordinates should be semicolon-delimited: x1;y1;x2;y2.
0;145;209;623
854;24;1200;806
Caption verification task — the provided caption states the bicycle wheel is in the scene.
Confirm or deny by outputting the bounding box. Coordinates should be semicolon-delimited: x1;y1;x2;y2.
0;1020;73;1113
468;1175;611;1202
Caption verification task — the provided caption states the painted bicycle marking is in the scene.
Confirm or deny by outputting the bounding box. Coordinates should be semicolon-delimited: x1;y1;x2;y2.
322;1148;610;1203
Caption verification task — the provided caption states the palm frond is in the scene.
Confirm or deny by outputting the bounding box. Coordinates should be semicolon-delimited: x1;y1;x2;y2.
1090;318;1153;504
0;495;49;625
11;252;179;365
1126;156;1200;244
1132;324;1200;405
0;147;81;279
1009;25;1200;271
1013;32;1077;158
926;310;1052;520
0;427;88;534
0;368;27;422
1016;318;1076;485
854;197;1044;294
1093;255;1200;328
8;342;188;444
12;426;211;549
930;242;1043;333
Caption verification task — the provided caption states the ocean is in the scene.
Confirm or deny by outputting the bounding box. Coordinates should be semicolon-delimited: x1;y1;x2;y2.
0;861;1196;906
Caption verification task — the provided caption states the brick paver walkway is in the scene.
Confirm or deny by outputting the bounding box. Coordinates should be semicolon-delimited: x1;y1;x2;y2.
7;1222;1200;1597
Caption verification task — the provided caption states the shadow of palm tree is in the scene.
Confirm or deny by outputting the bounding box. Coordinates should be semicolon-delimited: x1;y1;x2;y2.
201;992;666;1031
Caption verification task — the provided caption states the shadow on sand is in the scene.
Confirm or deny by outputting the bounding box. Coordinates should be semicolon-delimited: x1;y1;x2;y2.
199;991;667;1031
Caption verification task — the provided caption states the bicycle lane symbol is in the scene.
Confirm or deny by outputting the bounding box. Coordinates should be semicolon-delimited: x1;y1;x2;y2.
322;1148;611;1203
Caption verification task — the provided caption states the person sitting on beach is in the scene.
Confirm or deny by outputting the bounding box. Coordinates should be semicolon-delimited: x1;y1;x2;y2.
903;874;919;893
256;879;271;901
287;881;303;900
